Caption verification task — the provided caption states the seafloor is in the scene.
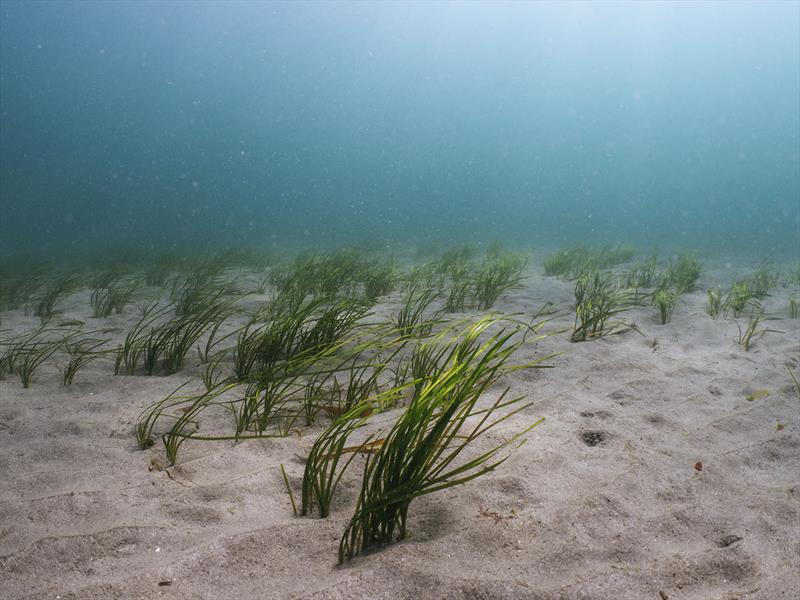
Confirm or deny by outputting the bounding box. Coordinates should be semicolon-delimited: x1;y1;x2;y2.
1;253;798;599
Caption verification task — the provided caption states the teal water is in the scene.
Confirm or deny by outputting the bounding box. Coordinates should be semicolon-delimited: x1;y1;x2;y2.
1;1;798;262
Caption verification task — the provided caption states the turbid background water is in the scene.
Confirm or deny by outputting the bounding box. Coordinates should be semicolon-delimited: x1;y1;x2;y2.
1;1;798;261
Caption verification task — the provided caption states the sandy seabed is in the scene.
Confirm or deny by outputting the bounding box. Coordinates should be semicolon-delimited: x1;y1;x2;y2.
1;260;798;600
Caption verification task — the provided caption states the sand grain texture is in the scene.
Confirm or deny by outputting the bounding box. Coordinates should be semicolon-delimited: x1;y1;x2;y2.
1;265;798;600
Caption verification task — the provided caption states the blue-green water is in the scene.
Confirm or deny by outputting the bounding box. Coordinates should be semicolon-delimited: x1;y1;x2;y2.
1;1;798;262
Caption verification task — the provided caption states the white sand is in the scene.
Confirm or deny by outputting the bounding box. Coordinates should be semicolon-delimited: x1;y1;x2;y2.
1;263;798;599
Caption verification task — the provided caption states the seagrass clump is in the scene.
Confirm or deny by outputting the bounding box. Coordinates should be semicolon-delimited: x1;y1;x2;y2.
91;279;141;318
664;252;701;294
571;271;635;342
392;284;440;338
233;297;372;382
62;335;112;385
624;252;658;289
2;324;83;387
736;302;781;352
33;276;80;322
544;245;635;279
433;247;526;312
707;287;724;318
336;316;547;562
652;286;677;325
